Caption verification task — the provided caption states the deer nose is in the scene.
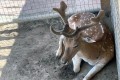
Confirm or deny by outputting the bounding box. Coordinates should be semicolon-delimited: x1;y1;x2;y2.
61;58;68;64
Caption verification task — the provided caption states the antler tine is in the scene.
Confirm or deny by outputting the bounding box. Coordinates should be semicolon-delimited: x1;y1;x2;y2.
53;1;68;24
91;10;105;22
50;24;70;35
50;26;62;35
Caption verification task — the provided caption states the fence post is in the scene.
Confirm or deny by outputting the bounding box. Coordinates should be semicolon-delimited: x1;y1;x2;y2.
101;0;111;13
110;0;120;79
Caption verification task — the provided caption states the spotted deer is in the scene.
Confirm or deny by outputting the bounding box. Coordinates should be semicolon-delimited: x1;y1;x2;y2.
50;1;114;80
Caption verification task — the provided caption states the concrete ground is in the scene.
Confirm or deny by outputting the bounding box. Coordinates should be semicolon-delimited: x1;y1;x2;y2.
0;18;118;80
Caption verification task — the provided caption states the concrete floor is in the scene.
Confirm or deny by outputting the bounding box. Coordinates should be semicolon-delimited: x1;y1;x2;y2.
0;18;118;80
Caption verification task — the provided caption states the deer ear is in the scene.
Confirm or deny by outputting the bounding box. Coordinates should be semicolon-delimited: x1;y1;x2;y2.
81;23;105;43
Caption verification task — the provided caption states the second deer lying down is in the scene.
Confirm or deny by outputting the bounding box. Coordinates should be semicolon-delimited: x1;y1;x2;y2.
50;1;114;80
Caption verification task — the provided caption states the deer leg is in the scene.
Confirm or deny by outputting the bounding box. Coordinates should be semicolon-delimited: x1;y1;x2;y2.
56;35;64;58
83;63;106;80
72;54;82;73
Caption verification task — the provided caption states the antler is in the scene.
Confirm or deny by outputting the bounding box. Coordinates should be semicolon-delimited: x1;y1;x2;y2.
50;24;69;35
53;1;68;24
51;1;75;35
50;1;105;38
50;21;97;37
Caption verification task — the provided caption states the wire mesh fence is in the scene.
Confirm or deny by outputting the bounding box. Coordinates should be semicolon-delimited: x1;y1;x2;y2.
0;0;101;24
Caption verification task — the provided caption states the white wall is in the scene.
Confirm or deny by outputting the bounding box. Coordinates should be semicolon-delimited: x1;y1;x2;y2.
111;0;120;79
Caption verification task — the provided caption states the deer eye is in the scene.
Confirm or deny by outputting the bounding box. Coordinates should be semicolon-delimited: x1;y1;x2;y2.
73;45;78;48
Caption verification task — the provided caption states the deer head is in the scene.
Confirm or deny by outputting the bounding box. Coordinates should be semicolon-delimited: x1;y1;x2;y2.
50;1;105;64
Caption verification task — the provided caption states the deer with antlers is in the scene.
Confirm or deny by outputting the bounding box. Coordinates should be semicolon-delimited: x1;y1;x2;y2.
50;1;114;80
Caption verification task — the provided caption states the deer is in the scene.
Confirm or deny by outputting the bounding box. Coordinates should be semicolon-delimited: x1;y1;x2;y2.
50;1;114;80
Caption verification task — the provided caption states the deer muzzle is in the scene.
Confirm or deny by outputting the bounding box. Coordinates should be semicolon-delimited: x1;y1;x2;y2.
61;58;68;65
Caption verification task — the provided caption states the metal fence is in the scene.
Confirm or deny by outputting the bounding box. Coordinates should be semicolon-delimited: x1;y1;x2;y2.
0;0;101;24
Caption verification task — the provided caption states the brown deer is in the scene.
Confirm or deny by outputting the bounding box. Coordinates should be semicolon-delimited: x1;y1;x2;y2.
50;1;114;80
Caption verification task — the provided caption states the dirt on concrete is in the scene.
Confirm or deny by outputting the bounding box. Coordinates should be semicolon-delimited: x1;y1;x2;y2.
0;18;118;80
